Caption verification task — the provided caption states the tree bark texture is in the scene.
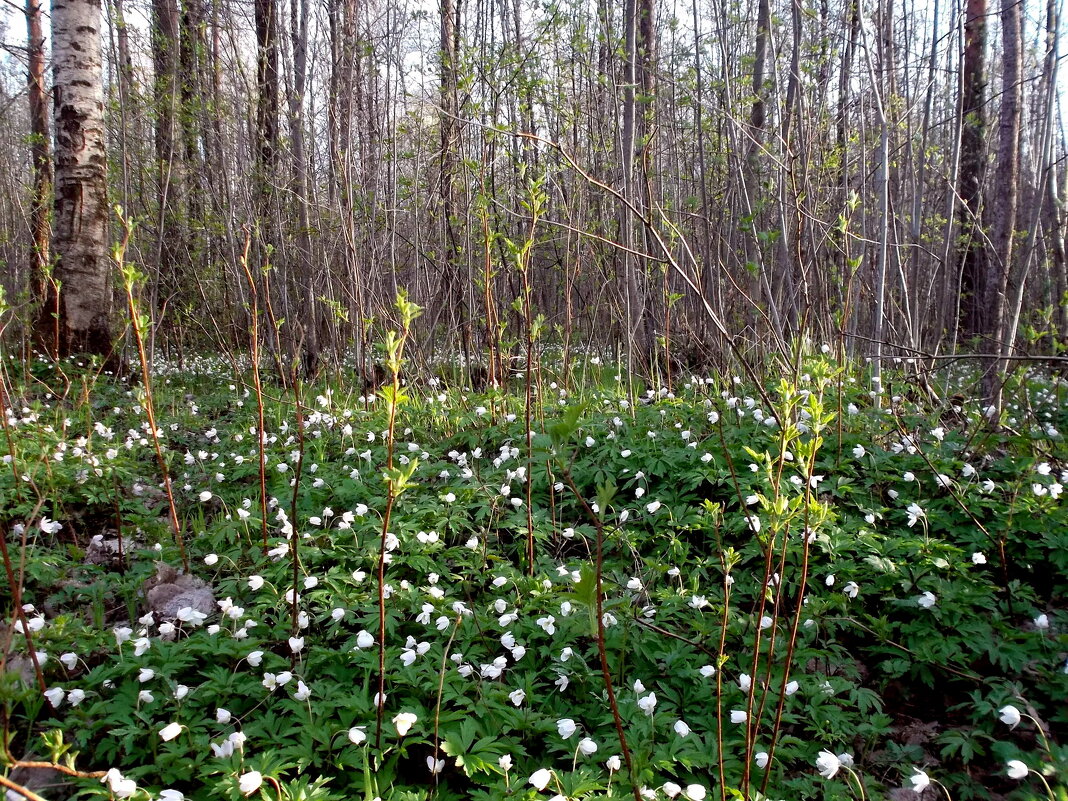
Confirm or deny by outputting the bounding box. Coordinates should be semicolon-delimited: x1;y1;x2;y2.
958;0;986;338
152;0;184;301
26;0;51;307
47;0;114;360
989;0;1022;348
439;0;464;321
255;0;279;175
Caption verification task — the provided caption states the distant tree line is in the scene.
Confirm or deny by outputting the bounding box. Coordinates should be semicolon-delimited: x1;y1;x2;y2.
0;0;1064;392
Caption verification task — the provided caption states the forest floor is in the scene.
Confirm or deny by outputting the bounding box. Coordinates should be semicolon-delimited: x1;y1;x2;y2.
1;352;1066;801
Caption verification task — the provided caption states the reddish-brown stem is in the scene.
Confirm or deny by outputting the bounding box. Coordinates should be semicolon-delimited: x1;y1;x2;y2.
0;774;47;801
562;470;641;801
239;236;270;553
9;761;106;778
752;527;791;730
714;411;772;799
116;222;187;570
755;382;826;797
0;369;25;505
288;382;306;666
374;317;412;750
715;546;730;801
0;518;47;692
374;474;397;749
760;458;818;796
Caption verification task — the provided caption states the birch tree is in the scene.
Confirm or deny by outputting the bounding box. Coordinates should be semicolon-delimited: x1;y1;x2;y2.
44;0;114;361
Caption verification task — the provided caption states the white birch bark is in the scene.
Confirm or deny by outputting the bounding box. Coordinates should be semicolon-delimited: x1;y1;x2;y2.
51;0;113;357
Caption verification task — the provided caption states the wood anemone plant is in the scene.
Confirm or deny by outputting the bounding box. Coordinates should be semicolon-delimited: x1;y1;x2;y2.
374;292;422;750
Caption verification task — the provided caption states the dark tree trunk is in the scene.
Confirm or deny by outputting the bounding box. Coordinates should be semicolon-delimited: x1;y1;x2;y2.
289;0;318;374
958;0;987;339
254;0;279;176
748;0;772;166
180;0;207;237
440;0;464;327
151;0;184;305
112;0;135;97
987;0;1022;400
26;0;51;312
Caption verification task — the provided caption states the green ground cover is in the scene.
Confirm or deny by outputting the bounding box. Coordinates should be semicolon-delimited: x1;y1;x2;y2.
1;350;1066;801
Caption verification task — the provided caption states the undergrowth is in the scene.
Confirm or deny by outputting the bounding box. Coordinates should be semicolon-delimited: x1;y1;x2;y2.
1;345;1066;801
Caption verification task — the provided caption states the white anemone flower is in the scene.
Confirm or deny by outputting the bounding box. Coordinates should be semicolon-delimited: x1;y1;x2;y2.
529;768;553;791
637;693;657;715
159;722;183;741
393;712;418;736
816;750;841;779
998;705;1021;728
238;771;263;795
1006;760;1028;780
908;768;931;793
102;768;137;798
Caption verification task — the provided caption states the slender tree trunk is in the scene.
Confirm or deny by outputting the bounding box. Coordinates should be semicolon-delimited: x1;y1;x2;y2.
111;0;135;97
151;0;183;310
837;0;860;356
620;0;644;372
180;0;207;247
638;0;657;365
911;0;940;347
289;0;318;374
1051;172;1068;346
1051;127;1068;347
26;0;51;311
836;0;859;156
778;0;804;332
690;0;715;326
1005;0;1058;355
440;0;464;339
741;0;779;343
512;0;537;167
252;0;283;374
254;0;279;179
107;0;136;240
337;0;361;173
45;0;115;361
986;0;1022;403
958;0;986;339
857;0;890;400
326;0;339;203
748;0;771;168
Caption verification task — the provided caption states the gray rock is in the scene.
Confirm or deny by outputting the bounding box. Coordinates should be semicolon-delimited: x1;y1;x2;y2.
144;563;215;621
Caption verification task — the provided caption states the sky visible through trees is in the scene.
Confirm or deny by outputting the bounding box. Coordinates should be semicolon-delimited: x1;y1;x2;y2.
0;0;1065;387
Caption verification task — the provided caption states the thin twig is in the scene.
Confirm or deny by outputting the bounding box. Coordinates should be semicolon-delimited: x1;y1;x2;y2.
0;775;47;801
561;469;642;801
10;761;106;779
